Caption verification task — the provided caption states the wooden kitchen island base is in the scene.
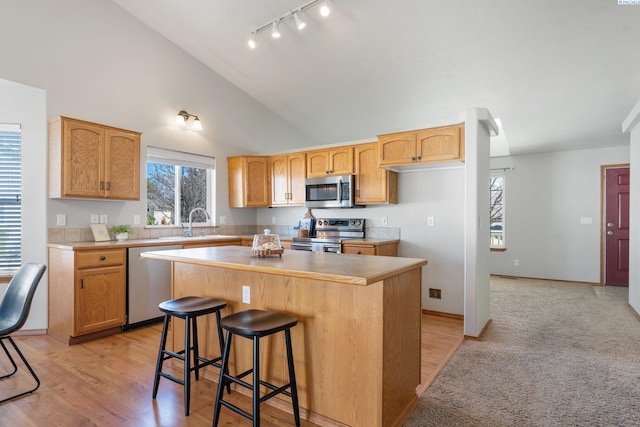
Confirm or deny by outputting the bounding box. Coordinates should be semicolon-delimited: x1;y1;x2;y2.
142;246;427;427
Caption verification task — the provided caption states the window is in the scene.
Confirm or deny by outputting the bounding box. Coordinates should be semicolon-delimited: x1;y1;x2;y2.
146;146;215;226
0;124;21;272
490;174;505;249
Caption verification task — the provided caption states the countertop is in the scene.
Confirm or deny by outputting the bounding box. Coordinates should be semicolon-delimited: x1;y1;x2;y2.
47;235;399;250
140;245;425;286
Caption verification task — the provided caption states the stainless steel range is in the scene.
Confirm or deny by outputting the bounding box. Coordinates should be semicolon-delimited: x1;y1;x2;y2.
292;218;365;253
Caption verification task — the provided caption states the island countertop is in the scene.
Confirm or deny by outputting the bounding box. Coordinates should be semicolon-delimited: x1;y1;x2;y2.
140;245;426;286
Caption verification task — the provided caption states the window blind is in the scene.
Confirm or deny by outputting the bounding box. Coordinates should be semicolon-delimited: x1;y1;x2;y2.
147;146;215;169
0;124;21;271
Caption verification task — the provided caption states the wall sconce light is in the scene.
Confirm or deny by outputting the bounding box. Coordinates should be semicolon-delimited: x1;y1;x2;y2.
247;0;334;49
175;110;203;131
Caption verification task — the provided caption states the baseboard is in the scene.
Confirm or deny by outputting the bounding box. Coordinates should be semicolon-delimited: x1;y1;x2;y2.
13;328;47;336
422;309;463;321
491;274;601;286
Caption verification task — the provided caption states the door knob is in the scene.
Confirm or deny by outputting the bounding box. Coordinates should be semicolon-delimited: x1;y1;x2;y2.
607;222;615;228
607;231;614;236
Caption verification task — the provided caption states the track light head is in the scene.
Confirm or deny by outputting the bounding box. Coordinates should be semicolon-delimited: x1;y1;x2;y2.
293;11;306;30
271;20;281;38
248;33;257;49
320;0;330;17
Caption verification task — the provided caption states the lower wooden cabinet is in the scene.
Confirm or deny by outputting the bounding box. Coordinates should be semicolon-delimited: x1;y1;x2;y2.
48;247;126;344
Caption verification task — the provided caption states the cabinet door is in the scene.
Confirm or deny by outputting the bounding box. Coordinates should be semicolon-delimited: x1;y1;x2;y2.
75;266;126;335
416;125;464;163
306;150;330;177
105;129;140;200
329;147;354;175
271;155;289;206
288;153;306;205
62;120;105;198
378;131;417;166
245;157;271;207
355;143;397;204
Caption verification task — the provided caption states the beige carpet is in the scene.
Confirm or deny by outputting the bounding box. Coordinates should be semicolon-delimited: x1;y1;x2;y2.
404;277;640;427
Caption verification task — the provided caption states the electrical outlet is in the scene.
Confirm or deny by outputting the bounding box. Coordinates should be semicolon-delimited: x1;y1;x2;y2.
514;259;520;266
429;288;442;299
90;214;99;224
272;216;277;225
56;214;66;226
219;216;227;224
427;217;434;227
242;286;251;304
100;214;108;224
133;215;140;225
381;216;388;226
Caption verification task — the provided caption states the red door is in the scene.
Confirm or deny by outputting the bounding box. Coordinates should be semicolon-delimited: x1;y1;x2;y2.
605;167;630;286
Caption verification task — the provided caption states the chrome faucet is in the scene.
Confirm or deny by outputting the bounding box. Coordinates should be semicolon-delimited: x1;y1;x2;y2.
182;208;210;237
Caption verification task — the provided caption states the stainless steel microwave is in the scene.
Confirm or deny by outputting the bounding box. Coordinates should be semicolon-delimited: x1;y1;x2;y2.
304;175;359;208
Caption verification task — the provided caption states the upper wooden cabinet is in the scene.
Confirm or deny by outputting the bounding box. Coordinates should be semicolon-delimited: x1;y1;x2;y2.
228;156;271;208
271;153;306;206
306;147;354;177
378;124;464;167
354;143;398;205
49;117;140;200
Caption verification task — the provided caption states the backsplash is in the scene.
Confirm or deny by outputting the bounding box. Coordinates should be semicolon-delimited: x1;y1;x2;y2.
48;224;400;243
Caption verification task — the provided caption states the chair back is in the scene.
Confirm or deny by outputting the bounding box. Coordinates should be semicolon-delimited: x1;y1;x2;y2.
0;263;46;337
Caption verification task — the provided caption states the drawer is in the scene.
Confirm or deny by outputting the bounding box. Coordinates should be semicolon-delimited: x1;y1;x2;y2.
342;245;376;256
76;249;125;269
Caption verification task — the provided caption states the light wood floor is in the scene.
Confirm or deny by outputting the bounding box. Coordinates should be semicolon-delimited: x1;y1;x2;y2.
0;314;463;426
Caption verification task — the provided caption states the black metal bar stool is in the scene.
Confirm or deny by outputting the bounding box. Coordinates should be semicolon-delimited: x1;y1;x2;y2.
152;296;228;416
212;309;300;427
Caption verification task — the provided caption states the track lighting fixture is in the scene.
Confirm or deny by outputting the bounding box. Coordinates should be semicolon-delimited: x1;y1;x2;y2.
175;110;203;131
247;0;335;49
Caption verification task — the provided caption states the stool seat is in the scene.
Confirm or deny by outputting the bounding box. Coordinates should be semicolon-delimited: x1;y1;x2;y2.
220;309;297;337
159;296;226;317
153;296;228;416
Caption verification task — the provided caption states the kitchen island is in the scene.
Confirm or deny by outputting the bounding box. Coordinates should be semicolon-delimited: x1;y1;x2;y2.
141;245;427;427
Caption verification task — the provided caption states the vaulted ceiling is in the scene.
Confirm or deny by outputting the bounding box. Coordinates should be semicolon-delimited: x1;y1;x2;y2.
111;0;640;155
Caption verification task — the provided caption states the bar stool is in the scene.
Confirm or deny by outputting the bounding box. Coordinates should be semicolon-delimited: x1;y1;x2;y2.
212;309;300;427
152;296;228;416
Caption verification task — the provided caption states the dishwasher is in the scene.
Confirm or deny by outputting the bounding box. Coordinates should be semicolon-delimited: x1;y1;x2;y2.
125;244;182;330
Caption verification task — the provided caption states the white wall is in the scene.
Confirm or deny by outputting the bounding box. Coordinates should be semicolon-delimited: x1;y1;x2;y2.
0;79;47;329
490;145;629;282
623;99;640;314
0;0;314;232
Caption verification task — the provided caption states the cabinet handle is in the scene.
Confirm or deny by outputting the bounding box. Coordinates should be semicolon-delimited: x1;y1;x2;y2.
100;256;106;261
417;156;422;160
326;170;329;174
80;278;84;289
411;157;416;161
107;182;111;190
357;251;362;254
100;181;105;190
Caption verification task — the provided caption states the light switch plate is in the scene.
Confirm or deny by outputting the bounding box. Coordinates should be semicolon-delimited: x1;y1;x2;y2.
133;215;140;225
100;214;108;224
56;214;66;226
219;216;227;224
381;216;388;226
90;214;99;224
427;217;434;227
242;286;251;304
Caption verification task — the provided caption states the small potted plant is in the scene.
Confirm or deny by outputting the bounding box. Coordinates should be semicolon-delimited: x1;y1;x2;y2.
110;224;134;241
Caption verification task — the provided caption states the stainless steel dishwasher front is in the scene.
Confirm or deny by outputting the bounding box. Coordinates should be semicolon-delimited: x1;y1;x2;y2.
125;244;182;329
